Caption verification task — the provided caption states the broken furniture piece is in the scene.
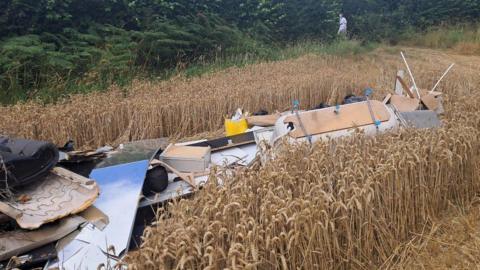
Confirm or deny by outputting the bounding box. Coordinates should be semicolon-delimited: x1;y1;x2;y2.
0;167;99;230
420;90;444;114
271;100;399;145
0;215;86;261
150;158;202;188
59;149;108;163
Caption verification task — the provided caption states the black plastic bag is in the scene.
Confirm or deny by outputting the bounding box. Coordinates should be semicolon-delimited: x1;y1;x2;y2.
0;137;59;191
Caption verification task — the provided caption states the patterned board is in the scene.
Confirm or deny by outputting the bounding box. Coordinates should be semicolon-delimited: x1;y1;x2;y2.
0;167;99;230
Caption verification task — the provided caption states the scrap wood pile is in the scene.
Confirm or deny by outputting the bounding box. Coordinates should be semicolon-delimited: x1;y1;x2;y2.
0;139;108;268
128;95;480;269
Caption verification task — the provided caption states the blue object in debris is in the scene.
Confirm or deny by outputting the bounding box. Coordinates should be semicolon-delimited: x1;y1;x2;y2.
364;88;373;97
292;100;300;111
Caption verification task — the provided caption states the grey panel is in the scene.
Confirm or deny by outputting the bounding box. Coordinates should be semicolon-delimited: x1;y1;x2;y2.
398;111;442;129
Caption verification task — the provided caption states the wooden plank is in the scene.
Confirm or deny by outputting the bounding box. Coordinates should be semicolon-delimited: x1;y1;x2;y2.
246;113;281;127
396;76;416;98
0;215;85;261
163;144;210;159
283;100;391;139
383;94;392;104
390;95;420;112
421;94;440;111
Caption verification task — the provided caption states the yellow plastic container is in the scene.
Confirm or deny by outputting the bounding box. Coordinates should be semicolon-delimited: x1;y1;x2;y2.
225;118;248;136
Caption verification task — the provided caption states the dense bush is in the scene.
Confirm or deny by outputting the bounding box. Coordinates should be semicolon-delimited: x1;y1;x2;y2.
0;0;479;104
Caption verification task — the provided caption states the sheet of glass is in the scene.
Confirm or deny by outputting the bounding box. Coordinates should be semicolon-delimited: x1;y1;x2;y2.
96;138;168;168
46;159;149;269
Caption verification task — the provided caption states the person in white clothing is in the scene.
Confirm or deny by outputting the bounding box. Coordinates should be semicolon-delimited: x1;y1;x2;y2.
338;13;347;36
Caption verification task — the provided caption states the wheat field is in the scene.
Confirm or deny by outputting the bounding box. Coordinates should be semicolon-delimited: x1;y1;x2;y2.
124;48;479;269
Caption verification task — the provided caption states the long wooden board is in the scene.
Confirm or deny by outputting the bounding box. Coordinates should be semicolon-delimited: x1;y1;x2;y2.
284;101;391;139
396;76;416;98
246;113;281;127
162;144;210;159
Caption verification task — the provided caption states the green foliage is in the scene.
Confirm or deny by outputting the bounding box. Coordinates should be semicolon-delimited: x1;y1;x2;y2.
0;0;479;104
342;0;480;42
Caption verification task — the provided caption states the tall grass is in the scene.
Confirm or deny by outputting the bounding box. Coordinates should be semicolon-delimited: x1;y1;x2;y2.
401;25;480;54
180;39;373;78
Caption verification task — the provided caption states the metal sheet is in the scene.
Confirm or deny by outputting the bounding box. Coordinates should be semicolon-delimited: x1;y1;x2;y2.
96;138;168;168
47;159;149;269
399;111;442;129
211;147;248;166
237;144;258;166
139;174;208;208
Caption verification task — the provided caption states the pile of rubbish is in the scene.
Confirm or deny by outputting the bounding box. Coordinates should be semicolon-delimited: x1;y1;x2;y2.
0;54;452;269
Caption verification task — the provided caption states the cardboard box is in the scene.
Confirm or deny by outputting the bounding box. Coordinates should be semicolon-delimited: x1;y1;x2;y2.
160;144;211;172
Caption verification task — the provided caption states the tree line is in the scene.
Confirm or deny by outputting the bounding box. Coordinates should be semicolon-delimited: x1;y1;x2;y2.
1;0;479;104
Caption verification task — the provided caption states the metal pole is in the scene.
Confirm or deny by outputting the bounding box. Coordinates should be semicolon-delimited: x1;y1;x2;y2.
365;88;380;130
292;100;312;146
400;52;421;99
430;63;455;93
